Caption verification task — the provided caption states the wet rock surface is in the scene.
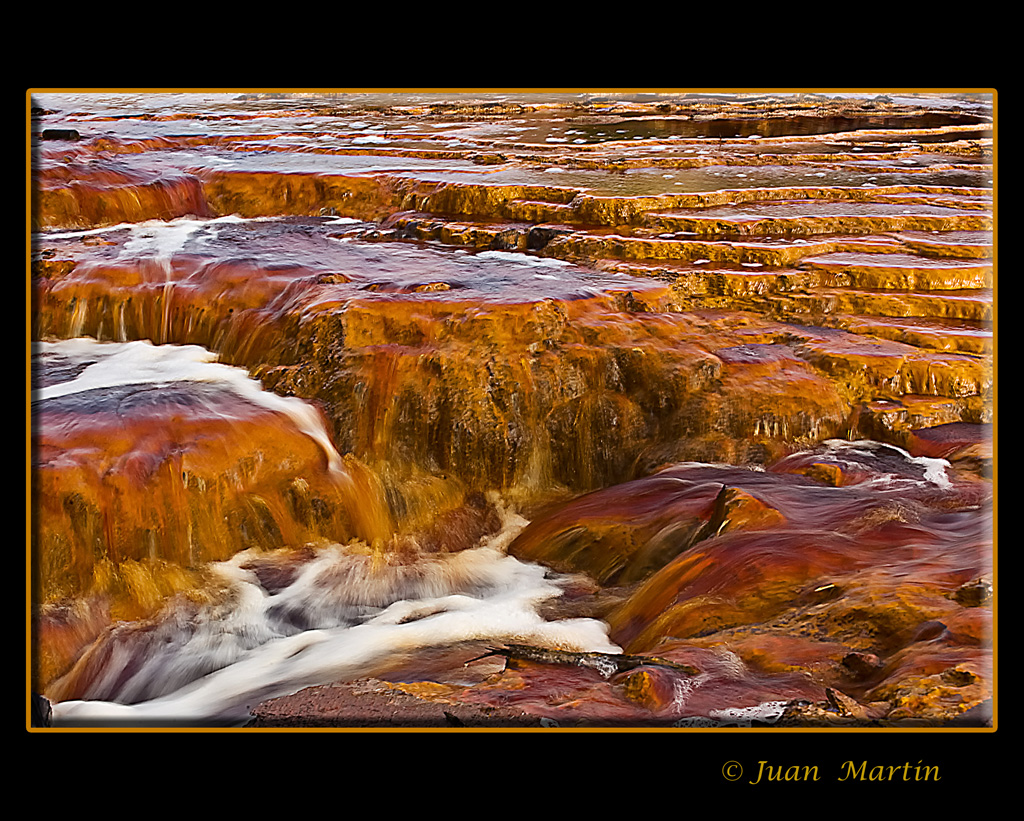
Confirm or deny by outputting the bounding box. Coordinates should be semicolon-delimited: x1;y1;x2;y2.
29;91;994;729
247;677;548;728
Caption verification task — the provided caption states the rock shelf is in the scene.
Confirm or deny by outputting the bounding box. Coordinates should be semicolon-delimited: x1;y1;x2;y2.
29;91;994;729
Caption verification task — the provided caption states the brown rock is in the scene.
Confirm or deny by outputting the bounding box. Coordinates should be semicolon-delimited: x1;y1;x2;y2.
31;93;994;728
247;678;544;728
618;666;683;712
952;577;993;607
841;651;884;679
825;687;871;719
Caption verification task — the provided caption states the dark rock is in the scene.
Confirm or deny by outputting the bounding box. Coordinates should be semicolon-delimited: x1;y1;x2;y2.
31;693;52;727
41;128;80;141
527;225;572;251
469;643;700;679
490;227;527;250
953;578;993;607
945;698;992;727
940;667;979;687
842;651;883;679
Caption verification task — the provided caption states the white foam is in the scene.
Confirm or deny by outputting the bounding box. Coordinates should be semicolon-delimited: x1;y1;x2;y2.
475;250;573;268
668;671;711;715
821;439;952;489
35;214;268;264
708;700;789;726
38;223;139;240
49;536;620;727
117;217;216;264
910;454;953;488
35;339;346;475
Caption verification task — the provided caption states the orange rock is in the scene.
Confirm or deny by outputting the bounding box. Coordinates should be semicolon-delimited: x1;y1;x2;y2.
199;169;408;223
33;379;390;607
29;93;994;726
32;149;212;230
618;665;681;712
793;462;845;486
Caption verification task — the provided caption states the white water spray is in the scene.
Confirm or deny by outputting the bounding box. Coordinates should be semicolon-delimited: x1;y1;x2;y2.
50;535;621;727
114;217;231;343
37;338;621;727
35;338;346;475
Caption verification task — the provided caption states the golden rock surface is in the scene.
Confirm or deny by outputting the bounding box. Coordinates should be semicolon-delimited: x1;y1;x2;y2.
30;92;994;727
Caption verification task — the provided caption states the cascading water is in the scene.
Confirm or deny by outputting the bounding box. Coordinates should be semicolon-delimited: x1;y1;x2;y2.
30;91;994;731
34;337;621;727
50;523;622;727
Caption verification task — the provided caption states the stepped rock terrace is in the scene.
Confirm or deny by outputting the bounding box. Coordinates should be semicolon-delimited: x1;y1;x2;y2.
29;91;995;730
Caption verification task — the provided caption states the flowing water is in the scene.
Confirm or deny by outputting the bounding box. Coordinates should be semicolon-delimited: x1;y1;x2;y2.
34;339;620;726
30;90;994;729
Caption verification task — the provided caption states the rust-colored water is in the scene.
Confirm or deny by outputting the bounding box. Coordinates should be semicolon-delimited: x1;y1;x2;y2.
30;91;993;729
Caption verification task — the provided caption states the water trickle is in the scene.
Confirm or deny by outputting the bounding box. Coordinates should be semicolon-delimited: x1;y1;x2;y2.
49;528;620;727
31;91;993;729
36;337;360;481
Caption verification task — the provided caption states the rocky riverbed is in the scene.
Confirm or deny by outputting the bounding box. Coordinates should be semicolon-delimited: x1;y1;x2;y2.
29;90;994;731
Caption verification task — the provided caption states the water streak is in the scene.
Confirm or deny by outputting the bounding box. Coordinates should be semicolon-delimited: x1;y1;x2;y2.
50;535;620;727
34;338;346;475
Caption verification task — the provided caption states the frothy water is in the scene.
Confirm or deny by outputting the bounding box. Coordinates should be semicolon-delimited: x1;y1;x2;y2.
120;217;208;343
38;214;261;246
50;530;621;727
819;439;952;489
117;217;210;263
34;338;346;475
474;250;574;268
36;337;621;727
673;701;790;728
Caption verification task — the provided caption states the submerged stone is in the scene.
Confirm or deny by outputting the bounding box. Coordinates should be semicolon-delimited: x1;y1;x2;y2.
29;91;994;728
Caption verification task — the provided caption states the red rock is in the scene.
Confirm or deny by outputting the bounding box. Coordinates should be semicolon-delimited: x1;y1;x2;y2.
30;93;994;727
